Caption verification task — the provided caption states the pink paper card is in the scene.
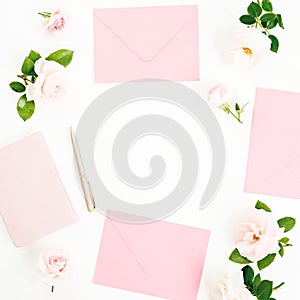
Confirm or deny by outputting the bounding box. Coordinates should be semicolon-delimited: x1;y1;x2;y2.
94;5;199;83
245;88;300;199
93;214;210;300
0;132;77;247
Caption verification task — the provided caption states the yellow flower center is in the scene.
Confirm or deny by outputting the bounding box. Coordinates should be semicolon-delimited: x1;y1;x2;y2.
242;47;253;56
253;230;263;242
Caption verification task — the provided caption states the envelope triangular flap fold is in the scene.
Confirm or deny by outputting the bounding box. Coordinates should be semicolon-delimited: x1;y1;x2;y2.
94;6;198;62
93;213;210;300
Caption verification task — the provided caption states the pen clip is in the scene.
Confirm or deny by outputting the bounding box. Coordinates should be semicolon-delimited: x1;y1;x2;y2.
70;127;96;212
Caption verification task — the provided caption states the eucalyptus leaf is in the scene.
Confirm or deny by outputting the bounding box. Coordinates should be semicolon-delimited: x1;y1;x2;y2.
9;81;26;93
248;1;262;17
277;217;296;232
257;253;276;270
17;94;35;121
46;49;74;67
229;248;252;264
240;15;256;25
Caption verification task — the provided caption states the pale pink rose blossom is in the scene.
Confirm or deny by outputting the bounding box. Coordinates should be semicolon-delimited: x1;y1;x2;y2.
45;10;69;35
214;272;256;300
38;250;71;286
236;210;284;262
227;28;269;68
26;58;67;103
207;84;230;107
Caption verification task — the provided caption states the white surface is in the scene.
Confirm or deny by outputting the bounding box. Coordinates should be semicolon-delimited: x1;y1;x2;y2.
1;0;300;299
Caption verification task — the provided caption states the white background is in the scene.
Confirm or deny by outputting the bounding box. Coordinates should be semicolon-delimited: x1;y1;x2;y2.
1;0;300;299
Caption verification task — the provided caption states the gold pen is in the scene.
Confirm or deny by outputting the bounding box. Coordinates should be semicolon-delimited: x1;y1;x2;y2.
70;127;96;212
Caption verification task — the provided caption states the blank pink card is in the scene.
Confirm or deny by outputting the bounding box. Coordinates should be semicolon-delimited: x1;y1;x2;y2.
245;88;300;199
93;214;210;300
94;5;199;82
0;132;77;247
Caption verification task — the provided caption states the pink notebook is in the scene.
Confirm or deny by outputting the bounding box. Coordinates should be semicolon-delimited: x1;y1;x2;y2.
0;132;77;247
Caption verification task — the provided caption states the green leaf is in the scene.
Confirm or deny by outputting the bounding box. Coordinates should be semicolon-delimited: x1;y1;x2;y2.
235;103;240;112
28;50;41;63
279;243;284;257
46;49;74;67
262;0;273;12
277;217;296;232
279;237;289;244
257;253;276;270
277;14;284;29
9;81;26;93
240;15;256;25
255;200;272;212
269;35;279;53
248;2;262;17
21;57;35;75
266;17;278;29
256;280;273;299
17;94;35;121
253;274;261;294
260;13;276;23
229;248;253;264
242;265;254;287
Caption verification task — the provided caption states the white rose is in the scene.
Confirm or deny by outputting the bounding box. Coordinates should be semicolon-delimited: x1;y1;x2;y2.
227;28;270;68
26;58;67;103
214;272;256;300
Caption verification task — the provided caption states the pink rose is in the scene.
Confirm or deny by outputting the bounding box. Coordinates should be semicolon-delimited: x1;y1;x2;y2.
26;58;67;103
45;10;69;35
207;84;229;107
38;250;71;287
236;210;283;261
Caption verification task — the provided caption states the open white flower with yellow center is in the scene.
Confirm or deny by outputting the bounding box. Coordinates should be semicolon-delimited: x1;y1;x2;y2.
227;28;270;68
214;272;256;300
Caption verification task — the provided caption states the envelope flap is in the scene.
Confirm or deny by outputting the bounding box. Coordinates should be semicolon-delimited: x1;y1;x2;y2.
94;6;198;62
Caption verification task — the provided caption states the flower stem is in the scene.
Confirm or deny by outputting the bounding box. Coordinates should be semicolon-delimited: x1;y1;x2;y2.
227;109;243;124
51;285;55;293
38;12;52;18
256;19;270;35
17;74;34;85
273;282;285;290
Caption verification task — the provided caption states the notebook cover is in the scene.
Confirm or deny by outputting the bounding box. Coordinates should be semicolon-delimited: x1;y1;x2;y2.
0;132;77;247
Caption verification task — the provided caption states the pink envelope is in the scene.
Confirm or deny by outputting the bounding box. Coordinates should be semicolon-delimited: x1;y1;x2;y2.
245;88;300;199
94;5;199;83
93;214;210;300
0;132;77;247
